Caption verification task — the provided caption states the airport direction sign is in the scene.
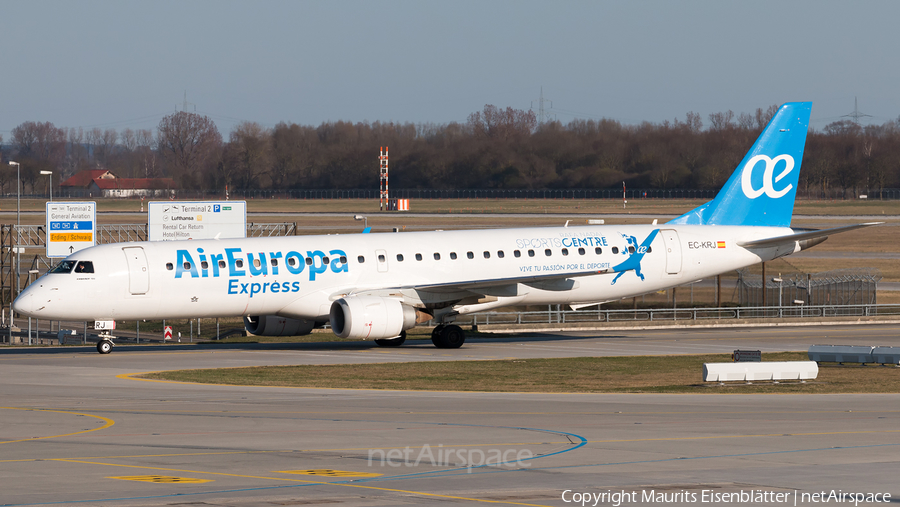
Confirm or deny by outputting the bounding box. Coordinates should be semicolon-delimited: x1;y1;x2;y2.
46;202;96;258
149;201;247;241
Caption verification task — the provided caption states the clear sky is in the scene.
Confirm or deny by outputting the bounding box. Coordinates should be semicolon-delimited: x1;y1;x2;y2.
2;0;898;137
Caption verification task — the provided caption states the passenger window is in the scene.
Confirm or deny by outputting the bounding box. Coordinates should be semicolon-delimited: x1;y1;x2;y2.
288;257;298;267
306;257;313;266
628;246;635;254
544;249;552;256
578;248;585;255
183;261;191;270
236;259;244;268
339;256;347;264
378;254;386;262
467;252;474;259
397;254;404;261
219;260;227;269
253;258;261;268
323;257;330;264
562;248;569;256
647;246;652;253
434;253;441;260
50;260;78;273
201;261;209;270
497;251;504;258
450;252;457;260
166;262;173;271
483;251;490;259
595;247;602;254
415;253;423;261
612;247;619;254
514;250;521;258
270;258;278;267
358;255;365;263
528;249;535;257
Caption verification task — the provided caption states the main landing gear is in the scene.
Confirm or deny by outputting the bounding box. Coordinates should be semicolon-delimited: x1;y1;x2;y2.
374;330;407;347
430;324;465;349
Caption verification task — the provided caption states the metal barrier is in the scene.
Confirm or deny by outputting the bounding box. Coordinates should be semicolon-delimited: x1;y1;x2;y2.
809;345;900;365
467;304;900;326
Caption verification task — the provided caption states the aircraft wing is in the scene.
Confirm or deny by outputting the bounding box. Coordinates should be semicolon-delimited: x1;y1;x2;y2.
409;268;613;292
737;222;882;248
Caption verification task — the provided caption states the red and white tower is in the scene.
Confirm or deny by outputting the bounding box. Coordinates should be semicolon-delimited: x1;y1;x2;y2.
379;146;389;211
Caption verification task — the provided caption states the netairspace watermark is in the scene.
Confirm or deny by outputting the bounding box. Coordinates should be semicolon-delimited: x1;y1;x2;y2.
561;489;892;507
368;444;533;472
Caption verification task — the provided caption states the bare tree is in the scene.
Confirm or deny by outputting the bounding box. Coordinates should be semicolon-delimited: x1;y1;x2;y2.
225;121;271;189
121;128;137;152
156;112;222;187
12;121;66;162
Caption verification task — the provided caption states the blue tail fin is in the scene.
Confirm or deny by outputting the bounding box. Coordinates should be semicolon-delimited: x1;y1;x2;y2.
668;102;811;227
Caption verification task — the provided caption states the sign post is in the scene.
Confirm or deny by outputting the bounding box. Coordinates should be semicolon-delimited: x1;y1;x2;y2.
148;201;247;241
46;202;96;258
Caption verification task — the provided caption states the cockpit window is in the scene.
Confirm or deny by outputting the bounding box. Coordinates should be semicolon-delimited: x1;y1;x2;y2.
49;260;77;274
74;261;94;273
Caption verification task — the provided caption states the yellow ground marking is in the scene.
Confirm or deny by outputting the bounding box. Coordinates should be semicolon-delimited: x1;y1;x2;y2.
109;475;213;484
275;469;382;478
53;458;553;506
0;407;114;444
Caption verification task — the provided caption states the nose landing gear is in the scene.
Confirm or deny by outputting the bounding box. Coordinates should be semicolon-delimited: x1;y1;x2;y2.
96;332;115;354
97;339;114;354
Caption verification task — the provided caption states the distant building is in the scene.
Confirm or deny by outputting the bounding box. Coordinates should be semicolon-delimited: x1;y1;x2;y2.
61;170;176;198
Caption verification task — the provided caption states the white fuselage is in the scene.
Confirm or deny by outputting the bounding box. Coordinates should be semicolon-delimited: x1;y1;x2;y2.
15;223;796;322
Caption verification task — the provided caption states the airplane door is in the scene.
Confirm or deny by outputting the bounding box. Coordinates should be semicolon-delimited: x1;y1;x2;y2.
376;249;388;273
123;246;150;294
661;229;682;275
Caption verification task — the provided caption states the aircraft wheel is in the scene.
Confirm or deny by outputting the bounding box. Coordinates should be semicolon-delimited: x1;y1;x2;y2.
97;340;113;354
432;324;465;349
431;325;444;342
375;330;406;347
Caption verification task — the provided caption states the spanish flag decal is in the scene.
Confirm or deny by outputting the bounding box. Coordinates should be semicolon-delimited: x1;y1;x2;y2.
717;241;726;248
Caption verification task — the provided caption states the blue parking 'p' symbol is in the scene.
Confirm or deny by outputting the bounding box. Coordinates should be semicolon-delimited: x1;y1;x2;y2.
213;205;221;213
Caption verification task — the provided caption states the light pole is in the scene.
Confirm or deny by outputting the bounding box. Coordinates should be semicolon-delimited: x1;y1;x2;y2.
8;161;21;324
9;161;20;227
40;170;53;201
353;214;368;231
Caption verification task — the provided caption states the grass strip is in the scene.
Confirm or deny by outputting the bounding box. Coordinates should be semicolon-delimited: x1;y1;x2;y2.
140;352;900;394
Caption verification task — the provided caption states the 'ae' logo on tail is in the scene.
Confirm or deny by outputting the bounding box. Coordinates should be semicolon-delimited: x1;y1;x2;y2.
740;154;795;199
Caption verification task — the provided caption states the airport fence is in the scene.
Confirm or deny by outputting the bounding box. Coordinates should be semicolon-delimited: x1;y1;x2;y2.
5;302;900;346
28;187;900;201
463;303;900;327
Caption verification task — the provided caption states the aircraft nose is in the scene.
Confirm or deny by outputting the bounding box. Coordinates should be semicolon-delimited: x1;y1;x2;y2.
12;292;34;316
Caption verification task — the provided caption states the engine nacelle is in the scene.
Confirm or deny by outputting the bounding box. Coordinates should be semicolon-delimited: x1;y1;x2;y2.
329;296;417;340
243;315;316;337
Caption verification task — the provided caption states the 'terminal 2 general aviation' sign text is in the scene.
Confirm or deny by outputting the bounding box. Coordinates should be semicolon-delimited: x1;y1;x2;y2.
46;202;96;258
148;201;247;241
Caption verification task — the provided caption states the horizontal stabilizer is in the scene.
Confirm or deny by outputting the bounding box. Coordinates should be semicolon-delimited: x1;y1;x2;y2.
737;222;882;248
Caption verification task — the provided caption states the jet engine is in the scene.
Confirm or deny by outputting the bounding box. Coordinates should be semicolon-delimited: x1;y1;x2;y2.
243;315;316;336
329;296;416;340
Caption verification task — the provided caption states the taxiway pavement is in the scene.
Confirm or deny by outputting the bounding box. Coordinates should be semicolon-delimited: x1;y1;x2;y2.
1;325;898;506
